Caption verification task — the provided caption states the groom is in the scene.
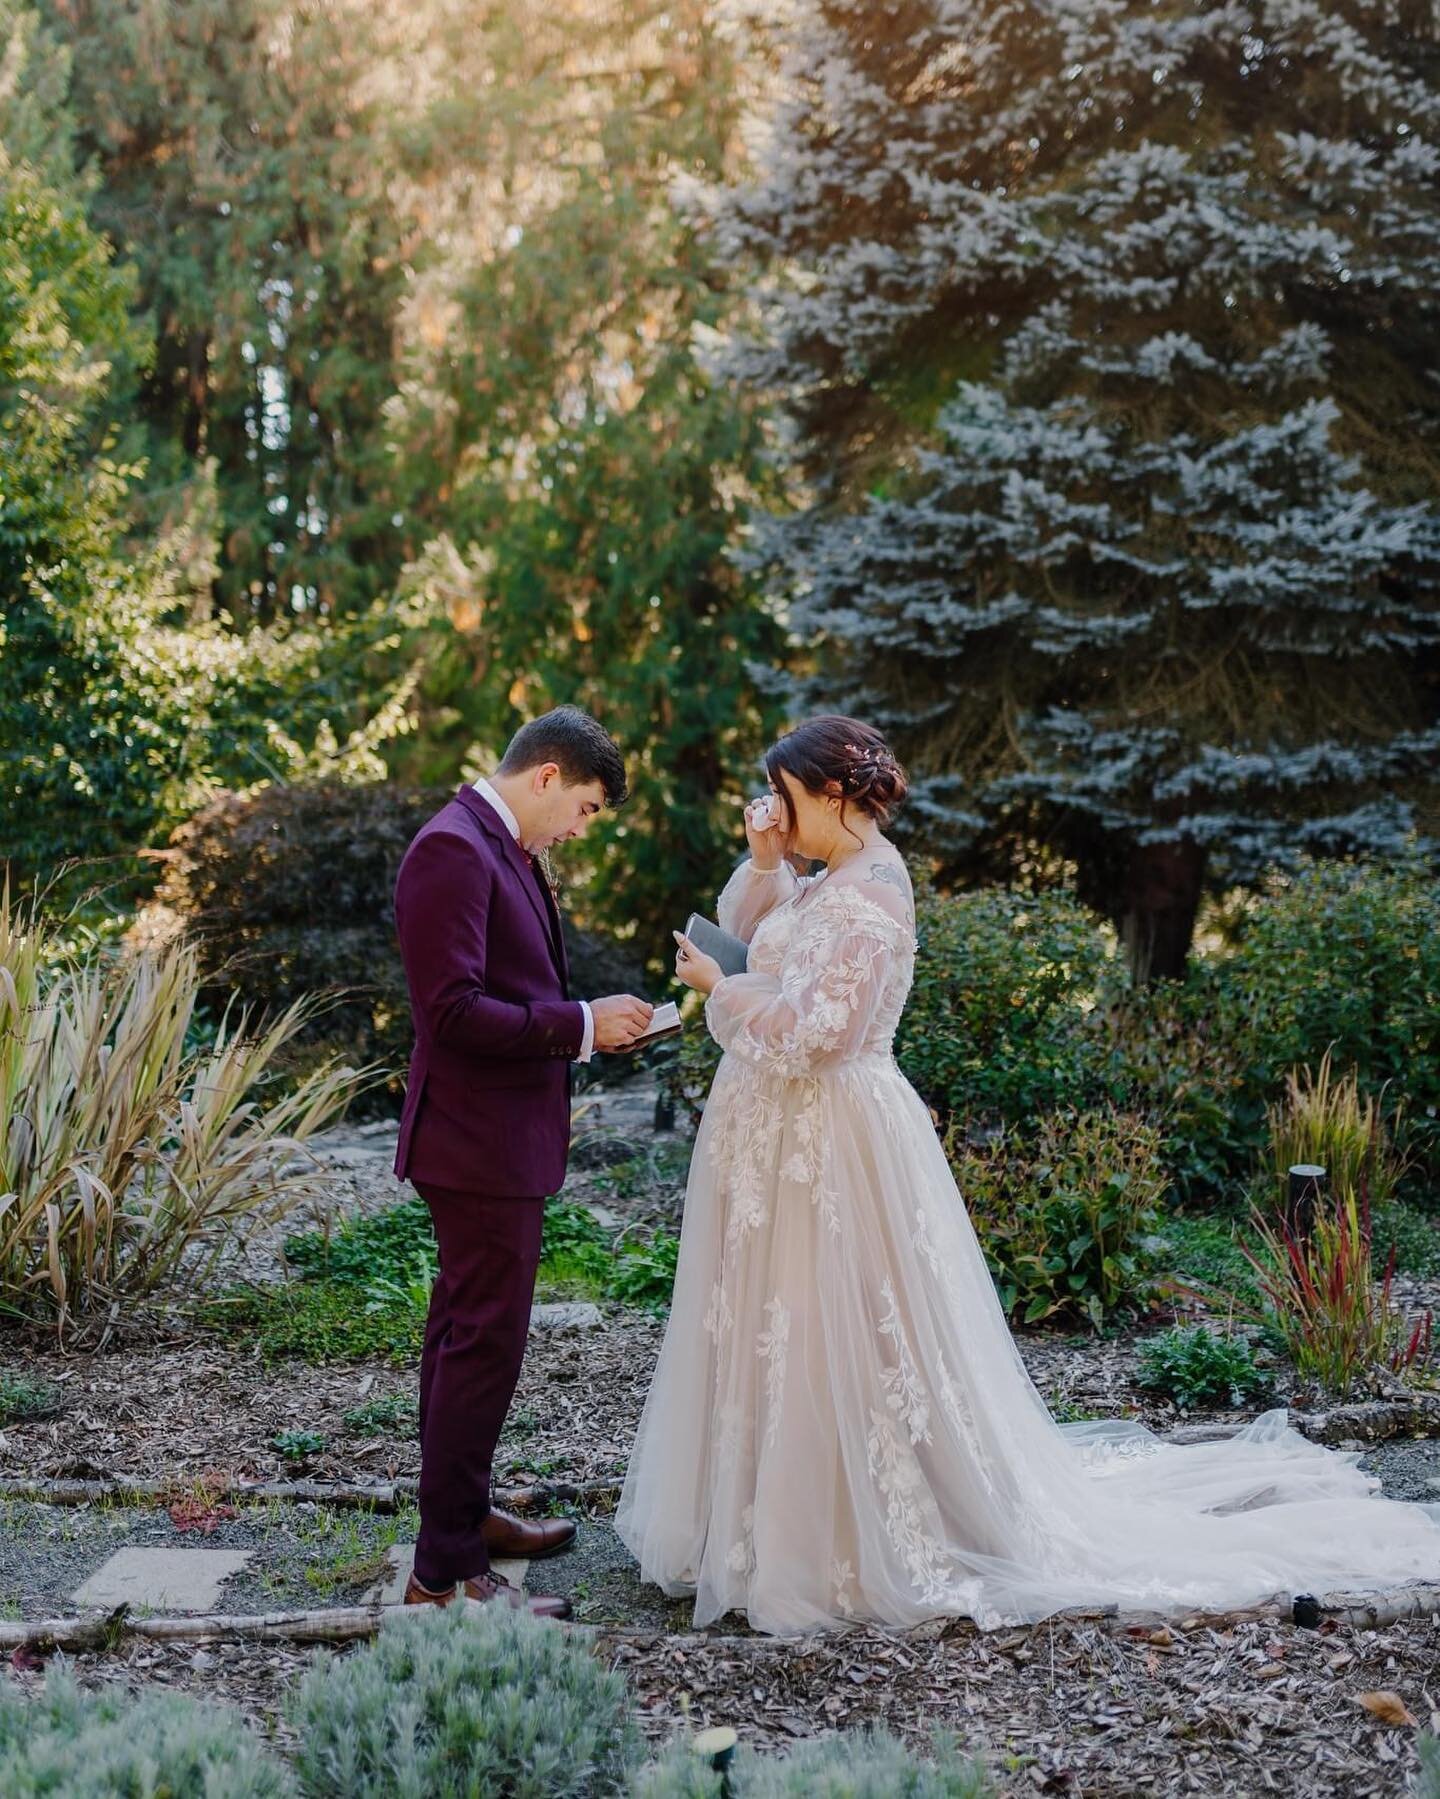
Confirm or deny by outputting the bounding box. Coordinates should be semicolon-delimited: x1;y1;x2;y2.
393;706;654;1615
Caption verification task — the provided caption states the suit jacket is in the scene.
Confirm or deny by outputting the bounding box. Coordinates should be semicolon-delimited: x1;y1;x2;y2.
393;785;585;1195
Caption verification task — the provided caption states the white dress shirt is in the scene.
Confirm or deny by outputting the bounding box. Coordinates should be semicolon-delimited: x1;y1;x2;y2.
473;777;594;1063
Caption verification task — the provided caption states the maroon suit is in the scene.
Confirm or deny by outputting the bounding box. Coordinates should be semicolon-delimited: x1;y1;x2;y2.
393;785;585;1587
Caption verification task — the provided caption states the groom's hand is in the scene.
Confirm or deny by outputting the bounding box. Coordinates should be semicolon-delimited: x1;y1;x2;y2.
592;994;655;1051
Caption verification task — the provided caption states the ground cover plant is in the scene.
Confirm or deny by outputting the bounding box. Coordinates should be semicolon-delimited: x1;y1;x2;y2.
1136;1326;1274;1412
218;1192;681;1363
290;1602;640;1798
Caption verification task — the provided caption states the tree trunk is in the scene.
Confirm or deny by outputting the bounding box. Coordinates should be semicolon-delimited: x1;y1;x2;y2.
1118;838;1206;983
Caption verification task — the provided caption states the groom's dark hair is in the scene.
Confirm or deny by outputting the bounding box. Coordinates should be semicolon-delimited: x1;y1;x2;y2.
498;706;628;807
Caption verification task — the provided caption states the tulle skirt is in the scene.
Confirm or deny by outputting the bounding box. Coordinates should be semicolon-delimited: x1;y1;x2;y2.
615;1052;1440;1634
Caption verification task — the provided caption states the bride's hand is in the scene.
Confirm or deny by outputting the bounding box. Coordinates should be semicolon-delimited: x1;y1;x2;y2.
673;931;723;996
744;793;787;871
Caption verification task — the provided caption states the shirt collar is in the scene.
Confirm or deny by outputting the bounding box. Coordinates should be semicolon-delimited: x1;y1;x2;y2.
473;776;521;844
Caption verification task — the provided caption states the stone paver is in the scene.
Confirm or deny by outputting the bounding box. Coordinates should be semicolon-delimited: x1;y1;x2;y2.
530;1300;604;1333
72;1546;252;1612
369;1543;527;1605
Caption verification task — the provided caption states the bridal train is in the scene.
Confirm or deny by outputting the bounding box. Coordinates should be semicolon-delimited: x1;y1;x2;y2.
616;856;1440;1634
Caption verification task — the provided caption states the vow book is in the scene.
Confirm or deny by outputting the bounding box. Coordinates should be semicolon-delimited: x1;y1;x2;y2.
683;913;750;979
633;1001;683;1047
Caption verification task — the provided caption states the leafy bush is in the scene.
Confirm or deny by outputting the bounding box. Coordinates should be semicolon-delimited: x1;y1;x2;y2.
735;1730;991;1798
160;782;651;1112
0;1666;291;1796
949;1110;1168;1328
898;884;1108;1130
0;890;369;1335
1215;859;1440;1181
1136;1327;1273;1411
290;1599;638;1798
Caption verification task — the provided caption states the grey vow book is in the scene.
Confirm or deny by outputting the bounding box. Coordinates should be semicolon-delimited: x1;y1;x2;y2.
684;913;750;979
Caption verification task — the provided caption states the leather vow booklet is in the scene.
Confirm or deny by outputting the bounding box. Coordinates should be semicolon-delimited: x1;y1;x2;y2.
683;913;751;979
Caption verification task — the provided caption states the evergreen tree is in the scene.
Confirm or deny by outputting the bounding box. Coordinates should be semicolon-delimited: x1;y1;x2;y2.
709;0;1440;976
41;0;414;620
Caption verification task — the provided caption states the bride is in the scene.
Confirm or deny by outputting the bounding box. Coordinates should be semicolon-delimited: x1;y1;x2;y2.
615;715;1440;1634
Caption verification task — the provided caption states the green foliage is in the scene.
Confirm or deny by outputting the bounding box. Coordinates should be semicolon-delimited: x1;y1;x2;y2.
0;1371;61;1425
0;1665;291;1797
285;1196;437;1290
1216;861;1440;1180
540;1198;680;1316
1136;1327;1273;1412
628;1745;724;1799
1417;1733;1440;1799
1242;1190;1433;1398
1370;1202;1440;1279
1154;1214;1264;1313
213;1282;424;1368
897;883;1108;1129
733;1730;992;1798
234;1191;678;1364
0;890;369;1334
289;1599;639;1799
949;1111;1168;1329
271;1429;327;1462
342;1393;419;1438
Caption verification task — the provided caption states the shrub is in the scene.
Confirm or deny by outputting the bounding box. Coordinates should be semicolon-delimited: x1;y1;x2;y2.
898;883;1108;1130
160;782;650;1111
949;1110;1168;1328
1217;859;1440;1181
1136;1326;1273;1411
736;1730;992;1798
1370;1201;1440;1278
0;1666;291;1796
0;889;369;1335
628;1746;724;1798
290;1599;639;1798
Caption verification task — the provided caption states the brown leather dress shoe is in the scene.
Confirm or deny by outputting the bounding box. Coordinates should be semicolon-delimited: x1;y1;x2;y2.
482;1505;578;1561
403;1572;457;1608
461;1570;572;1620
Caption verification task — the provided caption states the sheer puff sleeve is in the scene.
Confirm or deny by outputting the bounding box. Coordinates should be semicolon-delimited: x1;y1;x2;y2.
715;858;800;944
704;889;903;1078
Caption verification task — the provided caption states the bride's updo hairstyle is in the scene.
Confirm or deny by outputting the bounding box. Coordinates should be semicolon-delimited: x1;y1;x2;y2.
764;716;909;831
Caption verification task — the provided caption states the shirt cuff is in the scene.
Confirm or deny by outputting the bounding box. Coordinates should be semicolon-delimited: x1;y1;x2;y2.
575;1000;595;1063
748;860;786;875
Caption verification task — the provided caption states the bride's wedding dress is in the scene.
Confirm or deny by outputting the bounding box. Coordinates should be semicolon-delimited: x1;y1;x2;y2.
616;851;1440;1634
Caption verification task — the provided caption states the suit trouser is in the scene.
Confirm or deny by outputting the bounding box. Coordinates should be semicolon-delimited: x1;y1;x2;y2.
411;1182;544;1589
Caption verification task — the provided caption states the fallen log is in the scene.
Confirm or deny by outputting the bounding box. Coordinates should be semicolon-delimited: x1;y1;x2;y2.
0;1474;620;1514
0;1603;388;1653
3;1578;1437;1656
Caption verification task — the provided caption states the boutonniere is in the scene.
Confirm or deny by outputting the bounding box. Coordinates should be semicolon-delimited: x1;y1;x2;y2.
534;847;561;901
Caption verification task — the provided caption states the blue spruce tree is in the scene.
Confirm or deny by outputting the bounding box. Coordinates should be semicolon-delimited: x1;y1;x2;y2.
706;0;1440;976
